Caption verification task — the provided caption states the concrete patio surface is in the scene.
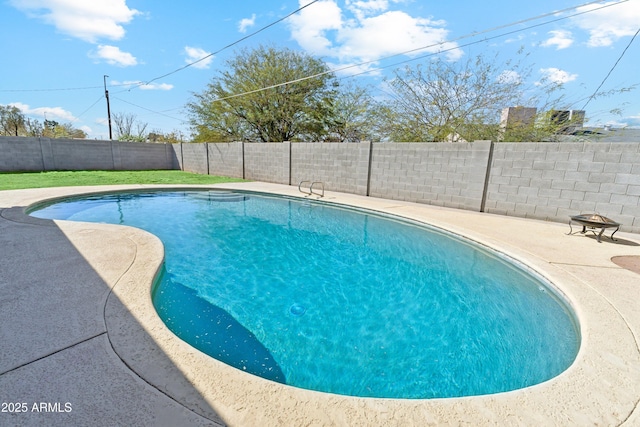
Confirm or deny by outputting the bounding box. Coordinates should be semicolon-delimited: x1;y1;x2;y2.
1;182;639;426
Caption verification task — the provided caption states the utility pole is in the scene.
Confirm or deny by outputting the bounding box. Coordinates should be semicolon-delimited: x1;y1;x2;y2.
103;75;113;140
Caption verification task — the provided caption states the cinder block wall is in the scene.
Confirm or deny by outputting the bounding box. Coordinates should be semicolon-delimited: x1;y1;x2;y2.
245;142;290;184
45;139;114;170
117;142;179;170
0;137;178;171
180;143;208;174
291;142;371;195
485;142;640;233
207;142;244;179
369;142;491;211
3;137;639;233
0;137;45;171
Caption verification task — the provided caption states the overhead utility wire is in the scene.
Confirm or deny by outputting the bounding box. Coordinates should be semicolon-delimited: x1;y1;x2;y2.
0;0;321;94
125;0;626;116
84;0;627;120
112;96;185;122
129;0;321;90
74;95;105;120
581;26;640;110
206;0;628;105
343;0;627;80
346;0;627;73
119;0;620;97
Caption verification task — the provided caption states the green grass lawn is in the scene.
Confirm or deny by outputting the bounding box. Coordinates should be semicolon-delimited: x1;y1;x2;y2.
0;170;244;191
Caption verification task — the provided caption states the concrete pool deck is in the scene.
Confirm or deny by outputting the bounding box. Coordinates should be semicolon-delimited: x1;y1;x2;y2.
1;182;639;426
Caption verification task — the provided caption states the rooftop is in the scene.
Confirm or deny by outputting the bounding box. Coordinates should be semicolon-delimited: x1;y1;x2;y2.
557;126;640;142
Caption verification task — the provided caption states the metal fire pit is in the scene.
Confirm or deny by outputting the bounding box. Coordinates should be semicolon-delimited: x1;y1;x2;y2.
568;213;620;243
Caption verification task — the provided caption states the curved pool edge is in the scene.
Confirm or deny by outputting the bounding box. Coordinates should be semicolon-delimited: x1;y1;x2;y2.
4;183;640;426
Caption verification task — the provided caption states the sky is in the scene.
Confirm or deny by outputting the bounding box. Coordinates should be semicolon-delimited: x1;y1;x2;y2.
1;0;639;140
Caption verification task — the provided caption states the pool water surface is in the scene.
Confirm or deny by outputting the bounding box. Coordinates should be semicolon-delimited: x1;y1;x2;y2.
31;190;580;399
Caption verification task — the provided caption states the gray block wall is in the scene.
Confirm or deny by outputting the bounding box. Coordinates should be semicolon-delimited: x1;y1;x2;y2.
117;142;179;170
0;137;45;171
207;143;244;179
0;137;178;172
245;142;290;184
180;143;209;175
485;142;640;233
369;142;491;211
3;136;639;233
291;142;371;195
46;139;115;170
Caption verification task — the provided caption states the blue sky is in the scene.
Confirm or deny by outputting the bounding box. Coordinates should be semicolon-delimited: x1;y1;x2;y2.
1;0;639;140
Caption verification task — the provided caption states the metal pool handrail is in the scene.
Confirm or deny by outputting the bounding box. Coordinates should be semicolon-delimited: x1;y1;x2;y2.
298;180;325;198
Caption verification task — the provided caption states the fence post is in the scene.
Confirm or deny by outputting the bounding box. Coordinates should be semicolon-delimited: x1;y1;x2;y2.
479;140;495;213
366;141;373;197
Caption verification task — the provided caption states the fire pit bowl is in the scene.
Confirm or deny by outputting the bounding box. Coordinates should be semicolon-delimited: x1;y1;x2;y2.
568;213;620;243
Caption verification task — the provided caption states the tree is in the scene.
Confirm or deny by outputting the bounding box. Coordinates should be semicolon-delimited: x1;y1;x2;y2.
0;105;26;136
147;129;186;143
48;122;87;139
0;105;85;138
187;45;339;142
328;83;388;142
380;53;533;142
112;112;148;142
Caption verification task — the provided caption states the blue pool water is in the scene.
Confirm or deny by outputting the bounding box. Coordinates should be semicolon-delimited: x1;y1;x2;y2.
31;190;580;399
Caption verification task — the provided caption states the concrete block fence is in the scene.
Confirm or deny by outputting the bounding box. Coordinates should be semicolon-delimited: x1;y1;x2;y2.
368;142;491;211
0;136;178;172
485;142;640;232
179;140;640;233
2;136;639;233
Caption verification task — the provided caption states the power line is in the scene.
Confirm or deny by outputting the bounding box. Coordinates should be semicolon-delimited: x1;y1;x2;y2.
0;85;102;93
205;0;629;105
1;0;623;97
130;0;322;90
0;1;322;94
350;0;629;78
581;26;640;110
75;95;105;120
3;0;632;128
106;0;627;118
112;96;185;122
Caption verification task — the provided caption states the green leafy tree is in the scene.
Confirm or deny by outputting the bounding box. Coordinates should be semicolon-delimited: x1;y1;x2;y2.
187;45;339;142
329;82;388;142
0;106;85;138
147;129;187;143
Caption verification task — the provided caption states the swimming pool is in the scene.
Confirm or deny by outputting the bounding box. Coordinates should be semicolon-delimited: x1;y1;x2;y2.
31;190;580;399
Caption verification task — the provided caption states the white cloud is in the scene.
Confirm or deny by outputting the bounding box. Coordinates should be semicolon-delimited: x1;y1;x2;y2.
238;14;256;33
8;102;77;122
90;45;138;67
497;70;522;85
326;60;382;77
573;1;640;47
346;0;390;20
139;82;173;91
184;46;213;69
9;0;140;43
288;0;461;64
112;80;173;91
289;0;343;56
541;30;574;50
538;67;578;85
